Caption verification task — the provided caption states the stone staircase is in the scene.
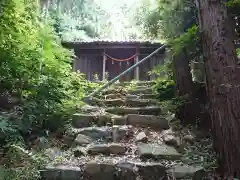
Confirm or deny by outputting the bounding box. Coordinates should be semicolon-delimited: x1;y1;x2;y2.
40;81;206;180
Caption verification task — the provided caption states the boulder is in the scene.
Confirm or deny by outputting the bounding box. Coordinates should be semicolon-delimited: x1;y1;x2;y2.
72;114;94;128
40;165;82;180
117;161;166;180
163;135;180;148
168;165;204;179
77;127;112;141
87;143;127;155
127;114;169;130
137;143;182;160
183;134;195;144
73;134;94;146
81;105;100;113
135;132;148;143
83;161;116;180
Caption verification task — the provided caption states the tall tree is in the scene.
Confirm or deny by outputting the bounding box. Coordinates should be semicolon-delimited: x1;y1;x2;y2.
196;0;240;177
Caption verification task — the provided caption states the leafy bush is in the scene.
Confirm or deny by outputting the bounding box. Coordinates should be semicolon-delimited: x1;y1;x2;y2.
153;79;176;101
0;0;96;141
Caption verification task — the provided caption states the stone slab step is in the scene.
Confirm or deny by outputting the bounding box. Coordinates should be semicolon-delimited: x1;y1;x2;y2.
41;160;166;180
66;126;131;145
127;114;169;130
106;106;161;116
137;143;182;160
123;81;156;86
93;98;159;107
168;165;205;179
72;114;95;128
86;143;127;155
72;113;112;128
139;93;157;99
40;165;81;180
127;87;153;95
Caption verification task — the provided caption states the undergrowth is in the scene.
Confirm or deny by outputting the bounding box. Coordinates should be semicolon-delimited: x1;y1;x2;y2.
0;0;99;179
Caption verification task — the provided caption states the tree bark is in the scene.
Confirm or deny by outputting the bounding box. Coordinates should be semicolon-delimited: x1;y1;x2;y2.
196;0;240;177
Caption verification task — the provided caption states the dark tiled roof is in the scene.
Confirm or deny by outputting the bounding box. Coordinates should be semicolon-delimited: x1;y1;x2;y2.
62;38;163;45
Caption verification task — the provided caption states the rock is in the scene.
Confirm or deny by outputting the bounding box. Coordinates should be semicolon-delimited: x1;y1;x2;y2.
81;105;100;113
135;132;148;143
73;134;94;146
127;114;169;130
117;161;166;180
97;114;111;126
72;114;94;128
36;136;50;149
137;143;182;160
40;165;82;180
87;143;127;155
168;165;204;179
183;134;195;144
136;162;166;180
163;135;180;148
77;127;112;141
112;115;127;125
84;161;116;180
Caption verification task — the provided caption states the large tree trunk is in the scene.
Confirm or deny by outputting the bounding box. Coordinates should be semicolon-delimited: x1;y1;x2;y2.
196;0;240;177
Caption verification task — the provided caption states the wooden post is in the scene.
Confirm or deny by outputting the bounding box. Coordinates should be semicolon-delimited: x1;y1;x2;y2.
102;50;106;81
134;47;139;80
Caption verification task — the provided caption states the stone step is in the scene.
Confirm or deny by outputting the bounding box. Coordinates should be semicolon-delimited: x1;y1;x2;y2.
89;98;159;107
112;114;169;130
127;87;154;95
65;126;131;146
127;114;169;130
86;143;127;155
106;106;161;116
137;142;182;160
41;160;166;180
40;162;204;180
123;80;156;86
71;113;112;128
139;93;157;99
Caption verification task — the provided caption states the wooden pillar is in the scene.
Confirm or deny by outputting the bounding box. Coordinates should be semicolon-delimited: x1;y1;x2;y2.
102;49;106;81
134;47;140;81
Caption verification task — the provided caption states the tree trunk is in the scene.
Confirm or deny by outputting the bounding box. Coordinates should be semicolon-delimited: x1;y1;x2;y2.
196;0;240;177
174;49;193;96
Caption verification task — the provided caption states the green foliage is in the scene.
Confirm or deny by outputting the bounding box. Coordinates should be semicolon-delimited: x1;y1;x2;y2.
153;80;176;101
0;145;48;180
0;0;94;140
170;25;199;57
